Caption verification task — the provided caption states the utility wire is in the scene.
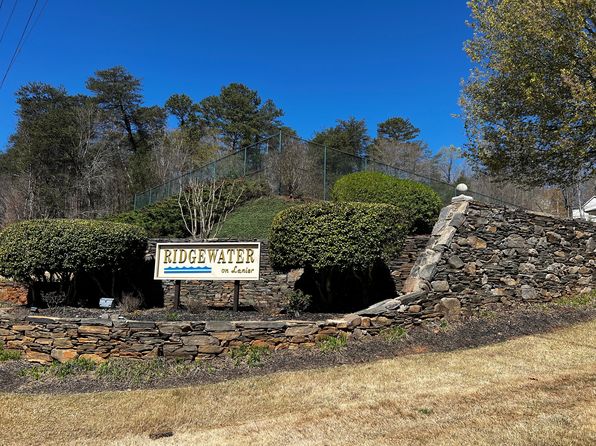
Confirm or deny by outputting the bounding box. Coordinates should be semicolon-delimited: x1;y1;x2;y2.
0;0;39;90
0;0;18;46
19;0;47;51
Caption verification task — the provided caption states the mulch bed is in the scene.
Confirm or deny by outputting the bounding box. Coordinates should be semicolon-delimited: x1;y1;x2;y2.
0;303;594;394
2;305;341;322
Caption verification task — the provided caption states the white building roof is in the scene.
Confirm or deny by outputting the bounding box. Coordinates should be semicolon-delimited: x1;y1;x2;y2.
583;196;596;213
572;196;596;222
572;209;596;222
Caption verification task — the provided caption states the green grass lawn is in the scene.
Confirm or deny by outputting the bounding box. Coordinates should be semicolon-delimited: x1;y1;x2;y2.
217;196;298;240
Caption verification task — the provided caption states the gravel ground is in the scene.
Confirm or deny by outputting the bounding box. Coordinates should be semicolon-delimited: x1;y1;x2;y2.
1;303;594;395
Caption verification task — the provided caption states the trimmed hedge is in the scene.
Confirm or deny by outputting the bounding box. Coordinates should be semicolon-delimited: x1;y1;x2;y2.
0;219;147;283
269;201;410;272
331;171;443;233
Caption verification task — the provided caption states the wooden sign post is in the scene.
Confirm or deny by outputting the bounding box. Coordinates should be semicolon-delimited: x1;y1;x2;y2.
233;280;240;312
173;280;181;310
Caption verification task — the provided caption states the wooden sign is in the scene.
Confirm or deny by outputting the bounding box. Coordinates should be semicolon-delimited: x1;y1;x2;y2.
153;242;261;281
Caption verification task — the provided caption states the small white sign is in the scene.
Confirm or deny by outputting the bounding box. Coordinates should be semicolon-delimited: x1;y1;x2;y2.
99;297;115;309
153;242;261;281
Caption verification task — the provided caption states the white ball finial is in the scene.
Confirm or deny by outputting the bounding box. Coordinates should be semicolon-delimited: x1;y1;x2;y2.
452;183;473;202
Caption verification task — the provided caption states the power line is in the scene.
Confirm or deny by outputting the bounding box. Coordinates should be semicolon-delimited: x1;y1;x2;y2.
20;0;47;50
0;0;18;46
0;0;39;90
4;0;49;85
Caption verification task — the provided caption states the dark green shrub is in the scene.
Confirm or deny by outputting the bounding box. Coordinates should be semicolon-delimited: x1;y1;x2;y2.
108;196;186;238
286;290;312;315
270;202;409;272
108;178;270;238
0;219;147;304
270;202;410;311
331;171;443;233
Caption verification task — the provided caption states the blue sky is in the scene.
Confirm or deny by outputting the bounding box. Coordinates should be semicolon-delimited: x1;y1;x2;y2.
0;0;473;153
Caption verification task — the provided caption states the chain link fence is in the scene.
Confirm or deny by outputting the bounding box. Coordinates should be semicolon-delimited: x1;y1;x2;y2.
133;131;534;211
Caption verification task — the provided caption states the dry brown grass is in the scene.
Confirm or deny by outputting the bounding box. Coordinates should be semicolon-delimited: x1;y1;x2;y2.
1;320;595;446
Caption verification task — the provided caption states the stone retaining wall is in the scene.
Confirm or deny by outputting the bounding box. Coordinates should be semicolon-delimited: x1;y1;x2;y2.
389;235;430;291
0;235;441;365
0;293;433;363
404;199;595;310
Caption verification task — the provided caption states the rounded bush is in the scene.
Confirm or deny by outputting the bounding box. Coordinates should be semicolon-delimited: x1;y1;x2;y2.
331;171;443;233
0;219;147;283
269;201;410;272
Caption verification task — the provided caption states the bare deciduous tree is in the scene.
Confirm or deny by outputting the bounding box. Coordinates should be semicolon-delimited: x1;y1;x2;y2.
152;130;195;184
178;178;245;239
266;139;316;197
0;171;35;225
372;139;424;172
66;104;113;218
466;172;566;216
436;145;463;184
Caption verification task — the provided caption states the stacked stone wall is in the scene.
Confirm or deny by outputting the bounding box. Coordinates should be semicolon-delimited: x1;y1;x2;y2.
404;200;595;310
0;302;430;364
389;235;430;291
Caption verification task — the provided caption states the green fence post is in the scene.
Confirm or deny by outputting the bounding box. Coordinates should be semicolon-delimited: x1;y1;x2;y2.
243;146;247;176
323;145;328;200
278;130;283;194
133;193;138;210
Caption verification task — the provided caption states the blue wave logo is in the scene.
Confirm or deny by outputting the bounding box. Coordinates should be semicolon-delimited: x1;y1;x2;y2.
164;266;212;274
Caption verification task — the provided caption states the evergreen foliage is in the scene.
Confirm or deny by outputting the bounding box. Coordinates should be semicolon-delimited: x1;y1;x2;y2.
270;201;409;272
0;220;147;295
376;117;420;142
107;197;187;238
199;83;283;150
331;171;442;233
